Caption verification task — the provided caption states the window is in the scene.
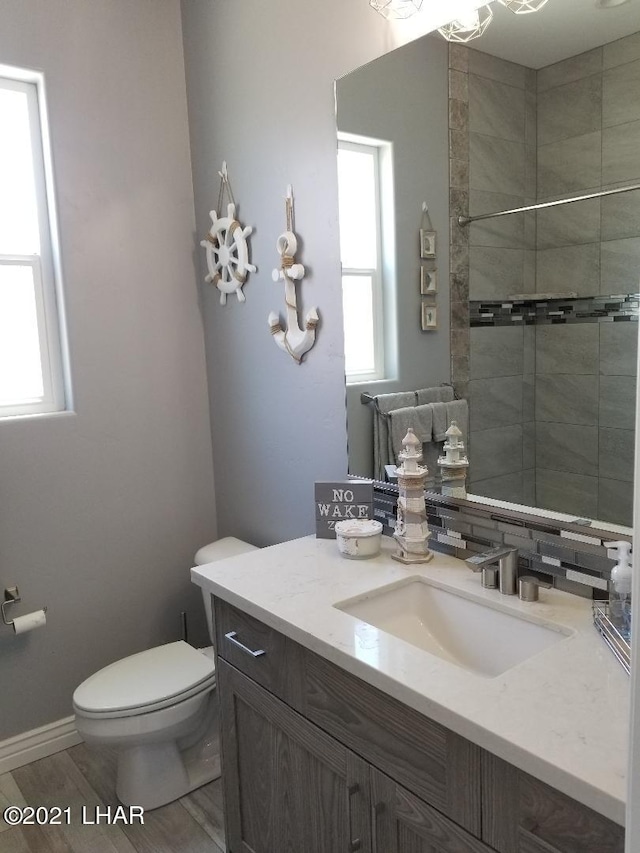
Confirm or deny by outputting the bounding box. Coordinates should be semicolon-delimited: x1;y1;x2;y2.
0;67;68;418
337;136;392;383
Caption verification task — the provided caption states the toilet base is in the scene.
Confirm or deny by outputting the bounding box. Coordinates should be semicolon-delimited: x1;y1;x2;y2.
116;740;221;810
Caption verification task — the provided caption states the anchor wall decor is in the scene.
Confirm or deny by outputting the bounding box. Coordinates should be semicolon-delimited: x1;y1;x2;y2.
200;161;256;305
268;185;319;363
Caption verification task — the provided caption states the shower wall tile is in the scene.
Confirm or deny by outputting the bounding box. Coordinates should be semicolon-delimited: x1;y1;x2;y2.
537;74;602;146
599;375;637;430
523;325;535;374
525;89;537;148
449;128;469;161
470;133;525;195
599;427;635;482
469;376;523;430
601;192;640;241
602;120;640;185
470;326;524;379
469;49;527;88
469;75;525;142
537;132;602;198
469;246;524;300
603;58;640;127
603;31;640;69
449;43;469;73
536;324;599;375
537;47;602;92
449;69;469;103
536;243;600;297
523;250;536;292
536;198;601;249
598;477;634;527
600;321;638;375
536;468;599;519
523;419;535;467
535;422;598;475
535;375;599;425
470;424;523;481
469;190;525;248
468;471;524;504
600;237;640;294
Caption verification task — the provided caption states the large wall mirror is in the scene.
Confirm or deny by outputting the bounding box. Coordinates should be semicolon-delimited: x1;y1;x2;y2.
336;0;640;530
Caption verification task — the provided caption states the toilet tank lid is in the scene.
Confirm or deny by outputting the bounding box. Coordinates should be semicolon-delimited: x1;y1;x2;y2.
73;641;215;714
194;537;258;566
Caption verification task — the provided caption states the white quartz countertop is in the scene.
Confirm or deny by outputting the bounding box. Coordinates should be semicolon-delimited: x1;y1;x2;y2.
192;535;629;825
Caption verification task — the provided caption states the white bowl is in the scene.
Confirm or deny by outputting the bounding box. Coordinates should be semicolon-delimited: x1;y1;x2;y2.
335;519;383;559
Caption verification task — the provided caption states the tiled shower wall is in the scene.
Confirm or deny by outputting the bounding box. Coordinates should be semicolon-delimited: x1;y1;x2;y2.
449;33;640;526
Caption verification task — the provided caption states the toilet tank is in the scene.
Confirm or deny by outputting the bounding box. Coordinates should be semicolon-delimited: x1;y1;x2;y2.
194;537;258;643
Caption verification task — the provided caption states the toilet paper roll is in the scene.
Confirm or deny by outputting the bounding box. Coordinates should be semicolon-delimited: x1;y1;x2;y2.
12;609;47;635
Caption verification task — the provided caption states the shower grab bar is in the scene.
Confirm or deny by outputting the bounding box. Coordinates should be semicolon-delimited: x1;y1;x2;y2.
458;182;640;227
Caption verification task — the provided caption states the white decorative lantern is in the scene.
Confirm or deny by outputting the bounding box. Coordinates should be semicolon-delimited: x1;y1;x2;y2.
498;0;550;12
369;0;422;19
393;428;433;565
438;4;493;42
438;421;469;499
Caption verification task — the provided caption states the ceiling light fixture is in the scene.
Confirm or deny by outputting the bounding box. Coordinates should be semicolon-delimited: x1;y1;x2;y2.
498;0;550;12
438;4;493;42
369;0;423;20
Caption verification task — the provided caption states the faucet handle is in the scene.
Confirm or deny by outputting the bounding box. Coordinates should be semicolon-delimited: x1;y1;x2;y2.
465;556;499;589
518;575;552;602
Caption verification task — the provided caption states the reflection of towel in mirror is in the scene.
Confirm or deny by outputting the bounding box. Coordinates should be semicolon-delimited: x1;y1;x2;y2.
431;399;469;446
372;391;417;481
416;385;455;405
388;405;439;489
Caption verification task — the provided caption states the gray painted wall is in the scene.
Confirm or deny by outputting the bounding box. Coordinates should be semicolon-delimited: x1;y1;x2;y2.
180;0;395;544
336;35;451;478
0;0;216;739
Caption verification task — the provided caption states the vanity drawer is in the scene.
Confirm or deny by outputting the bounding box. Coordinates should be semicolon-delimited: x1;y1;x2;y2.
482;752;624;853
295;645;482;836
214;597;297;697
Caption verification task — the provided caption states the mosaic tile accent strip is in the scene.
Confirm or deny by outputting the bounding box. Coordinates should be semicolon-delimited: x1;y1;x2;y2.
372;482;628;600
470;293;640;327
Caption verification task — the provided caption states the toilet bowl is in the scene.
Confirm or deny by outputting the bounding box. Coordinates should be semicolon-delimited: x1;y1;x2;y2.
73;537;257;810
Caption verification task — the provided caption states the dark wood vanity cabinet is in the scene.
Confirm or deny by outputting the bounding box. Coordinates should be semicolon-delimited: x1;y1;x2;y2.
214;597;624;853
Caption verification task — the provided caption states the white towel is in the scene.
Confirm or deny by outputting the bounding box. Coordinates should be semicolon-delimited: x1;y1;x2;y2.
388;405;439;489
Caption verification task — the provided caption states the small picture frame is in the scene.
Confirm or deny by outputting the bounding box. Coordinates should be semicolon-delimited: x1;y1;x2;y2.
420;267;438;295
421;303;438;331
419;229;436;259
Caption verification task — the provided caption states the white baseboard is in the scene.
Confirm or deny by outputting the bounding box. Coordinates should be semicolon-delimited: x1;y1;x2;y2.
0;716;82;775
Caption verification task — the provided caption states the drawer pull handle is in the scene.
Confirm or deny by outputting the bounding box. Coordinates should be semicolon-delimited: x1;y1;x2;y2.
372;801;384;853
347;783;361;852
224;631;266;658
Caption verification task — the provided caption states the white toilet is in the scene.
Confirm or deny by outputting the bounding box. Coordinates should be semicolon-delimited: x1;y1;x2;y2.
73;537;257;810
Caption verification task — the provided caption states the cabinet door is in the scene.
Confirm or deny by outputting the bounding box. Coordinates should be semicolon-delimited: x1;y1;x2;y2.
482;753;625;853
371;769;494;853
218;659;371;853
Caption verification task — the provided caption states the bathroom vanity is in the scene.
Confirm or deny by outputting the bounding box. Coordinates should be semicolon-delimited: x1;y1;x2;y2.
192;536;628;853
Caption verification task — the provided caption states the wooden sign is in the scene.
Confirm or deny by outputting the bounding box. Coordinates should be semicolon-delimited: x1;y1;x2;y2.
315;481;374;539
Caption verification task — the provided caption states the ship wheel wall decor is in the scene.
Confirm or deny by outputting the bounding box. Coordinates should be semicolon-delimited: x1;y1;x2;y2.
268;185;319;363
200;162;256;305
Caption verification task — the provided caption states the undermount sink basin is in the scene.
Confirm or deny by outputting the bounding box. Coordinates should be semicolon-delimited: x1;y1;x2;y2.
335;578;572;678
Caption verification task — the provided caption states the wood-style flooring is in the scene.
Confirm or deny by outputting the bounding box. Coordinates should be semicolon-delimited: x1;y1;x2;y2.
0;744;225;853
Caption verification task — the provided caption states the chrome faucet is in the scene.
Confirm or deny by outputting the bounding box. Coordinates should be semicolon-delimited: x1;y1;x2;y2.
465;546;519;595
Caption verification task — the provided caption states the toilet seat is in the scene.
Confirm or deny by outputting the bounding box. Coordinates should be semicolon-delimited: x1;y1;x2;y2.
73;641;216;720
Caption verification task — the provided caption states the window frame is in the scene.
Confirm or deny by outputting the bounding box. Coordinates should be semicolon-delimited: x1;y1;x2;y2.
337;136;388;385
0;67;69;419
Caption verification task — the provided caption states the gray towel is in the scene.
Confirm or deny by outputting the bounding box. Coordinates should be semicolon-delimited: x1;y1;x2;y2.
389;405;434;464
389;405;438;489
432;399;469;445
415;385;455;405
372;391;417;481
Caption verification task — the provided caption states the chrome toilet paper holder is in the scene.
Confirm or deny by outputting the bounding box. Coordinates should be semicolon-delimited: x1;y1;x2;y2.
2;587;47;628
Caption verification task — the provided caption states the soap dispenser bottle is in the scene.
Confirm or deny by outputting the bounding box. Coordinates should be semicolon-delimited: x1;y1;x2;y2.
606;540;632;641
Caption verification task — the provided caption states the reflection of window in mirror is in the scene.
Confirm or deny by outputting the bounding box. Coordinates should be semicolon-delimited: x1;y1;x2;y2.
337;134;395;384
